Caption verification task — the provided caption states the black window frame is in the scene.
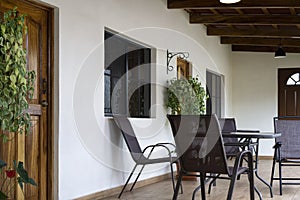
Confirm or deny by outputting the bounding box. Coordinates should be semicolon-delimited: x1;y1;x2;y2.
206;70;222;118
104;29;151;118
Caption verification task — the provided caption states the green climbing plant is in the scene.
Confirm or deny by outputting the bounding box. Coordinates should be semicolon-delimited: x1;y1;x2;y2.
0;8;35;142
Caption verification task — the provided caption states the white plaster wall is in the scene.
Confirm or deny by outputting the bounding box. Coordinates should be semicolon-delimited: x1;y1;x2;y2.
40;0;233;199
232;52;300;155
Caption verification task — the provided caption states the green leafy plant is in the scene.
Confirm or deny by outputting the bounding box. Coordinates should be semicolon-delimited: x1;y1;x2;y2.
0;8;37;200
166;76;206;115
0;160;37;199
0;8;35;142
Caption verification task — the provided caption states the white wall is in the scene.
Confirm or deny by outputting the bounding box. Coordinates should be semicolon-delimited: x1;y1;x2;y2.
40;0;233;199
232;52;300;155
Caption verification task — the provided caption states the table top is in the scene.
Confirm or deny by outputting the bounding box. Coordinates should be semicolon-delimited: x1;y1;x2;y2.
222;131;281;139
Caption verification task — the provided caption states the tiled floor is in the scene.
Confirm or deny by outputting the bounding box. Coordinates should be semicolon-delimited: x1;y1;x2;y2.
101;160;300;200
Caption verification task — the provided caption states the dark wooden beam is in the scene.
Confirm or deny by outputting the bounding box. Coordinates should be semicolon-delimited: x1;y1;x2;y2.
232;45;300;53
207;27;300;37
168;0;300;9
190;14;300;25
221;37;300;47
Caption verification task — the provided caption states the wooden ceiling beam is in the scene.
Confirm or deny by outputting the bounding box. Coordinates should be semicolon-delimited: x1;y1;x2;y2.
207;27;300;37
289;8;300;29
221;37;300;47
190;14;300;25
232;45;300;53
168;0;300;9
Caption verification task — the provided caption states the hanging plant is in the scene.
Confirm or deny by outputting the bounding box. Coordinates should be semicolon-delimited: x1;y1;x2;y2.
0;8;35;142
166;76;206;115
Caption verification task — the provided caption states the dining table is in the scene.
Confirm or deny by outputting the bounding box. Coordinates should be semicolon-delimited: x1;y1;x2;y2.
222;131;282;200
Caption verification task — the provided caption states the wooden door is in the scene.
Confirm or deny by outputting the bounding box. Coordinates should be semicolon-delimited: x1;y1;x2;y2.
0;0;53;199
278;68;300;116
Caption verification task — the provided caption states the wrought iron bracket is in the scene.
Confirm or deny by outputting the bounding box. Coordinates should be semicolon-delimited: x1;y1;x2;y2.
166;50;189;74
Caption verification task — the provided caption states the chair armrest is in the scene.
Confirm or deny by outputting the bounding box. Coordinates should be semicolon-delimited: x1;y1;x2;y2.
156;142;176;151
142;143;177;161
233;150;254;175
272;142;282;161
273;142;282;149
236;129;260;133
224;142;251;147
156;142;176;148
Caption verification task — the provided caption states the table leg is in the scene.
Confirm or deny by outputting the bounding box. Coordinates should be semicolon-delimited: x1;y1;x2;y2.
254;185;263;200
254;139;273;198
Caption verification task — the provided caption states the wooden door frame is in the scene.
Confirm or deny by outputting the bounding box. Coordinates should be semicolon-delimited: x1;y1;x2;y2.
278;68;300;116
1;0;57;199
24;0;56;199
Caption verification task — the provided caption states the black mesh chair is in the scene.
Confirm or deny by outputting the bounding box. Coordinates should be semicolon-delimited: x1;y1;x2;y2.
219;118;260;157
219;118;240;157
271;116;300;195
167;114;254;200
208;118;259;193
113;115;178;198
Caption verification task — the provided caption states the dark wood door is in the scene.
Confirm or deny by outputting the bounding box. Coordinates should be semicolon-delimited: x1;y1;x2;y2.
0;0;53;199
278;68;300;116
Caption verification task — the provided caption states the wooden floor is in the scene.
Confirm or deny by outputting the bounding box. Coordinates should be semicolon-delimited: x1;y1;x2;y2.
101;160;300;200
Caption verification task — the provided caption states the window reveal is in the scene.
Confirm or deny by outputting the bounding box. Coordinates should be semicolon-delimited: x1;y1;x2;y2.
104;30;151;117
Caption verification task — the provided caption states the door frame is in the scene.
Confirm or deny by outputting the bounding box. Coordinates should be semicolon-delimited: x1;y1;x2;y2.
25;0;57;199
278;68;300;117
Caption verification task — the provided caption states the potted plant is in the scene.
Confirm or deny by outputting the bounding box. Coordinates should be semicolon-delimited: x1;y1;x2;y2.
166;76;206;115
0;8;36;199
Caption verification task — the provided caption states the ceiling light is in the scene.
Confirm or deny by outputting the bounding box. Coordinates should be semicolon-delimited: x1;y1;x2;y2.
220;0;241;4
274;47;286;59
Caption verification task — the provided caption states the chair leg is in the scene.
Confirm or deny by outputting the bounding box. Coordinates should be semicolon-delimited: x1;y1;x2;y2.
208;174;220;194
279;159;283;195
192;184;202;200
270;152;277;187
237;158;244;180
248;169;255;200
180;181;183;194
172;171;183;200
118;164;138;198
170;162;184;194
170;162;175;191
200;173;206;200
129;164;146;191
227;173;238;200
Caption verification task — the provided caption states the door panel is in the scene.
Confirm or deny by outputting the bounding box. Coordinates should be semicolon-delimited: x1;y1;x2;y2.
0;0;53;199
278;68;300;116
27;19;41;102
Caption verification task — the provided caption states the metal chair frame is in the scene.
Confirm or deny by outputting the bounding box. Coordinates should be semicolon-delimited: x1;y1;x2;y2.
208;118;259;195
113;115;178;198
270;116;300;195
167;114;255;200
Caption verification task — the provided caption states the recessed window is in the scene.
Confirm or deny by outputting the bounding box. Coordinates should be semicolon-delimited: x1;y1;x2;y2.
286;73;300;85
206;71;223;118
104;29;151;117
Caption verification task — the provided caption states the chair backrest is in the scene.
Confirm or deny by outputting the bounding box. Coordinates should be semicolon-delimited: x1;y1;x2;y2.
167;114;229;174
113;115;143;162
274;116;300;159
219;118;237;133
219;118;240;155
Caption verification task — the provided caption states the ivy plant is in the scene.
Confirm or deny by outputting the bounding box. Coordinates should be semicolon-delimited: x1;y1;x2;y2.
166;76;206;115
0;8;35;141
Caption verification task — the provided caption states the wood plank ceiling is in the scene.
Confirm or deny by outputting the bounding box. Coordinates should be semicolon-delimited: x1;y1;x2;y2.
167;0;300;53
